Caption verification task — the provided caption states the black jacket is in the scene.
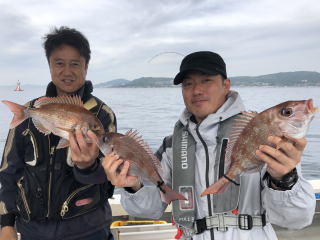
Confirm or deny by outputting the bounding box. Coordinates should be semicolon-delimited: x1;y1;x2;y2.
0;81;116;239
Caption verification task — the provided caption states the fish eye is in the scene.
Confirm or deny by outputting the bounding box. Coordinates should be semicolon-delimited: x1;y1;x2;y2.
281;107;293;117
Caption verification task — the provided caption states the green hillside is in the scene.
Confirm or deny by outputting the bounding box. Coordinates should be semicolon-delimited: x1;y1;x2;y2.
231;71;320;86
94;71;320;88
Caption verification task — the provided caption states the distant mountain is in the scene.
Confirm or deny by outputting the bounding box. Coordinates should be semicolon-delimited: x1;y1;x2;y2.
231;71;320;86
125;77;173;87
94;71;320;88
94;77;173;88
94;79;130;88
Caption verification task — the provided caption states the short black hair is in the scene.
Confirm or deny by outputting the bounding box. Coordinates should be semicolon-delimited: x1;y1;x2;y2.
43;26;91;65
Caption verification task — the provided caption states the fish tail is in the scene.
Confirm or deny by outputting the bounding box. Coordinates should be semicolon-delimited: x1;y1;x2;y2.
200;176;232;196
158;183;187;204
2;100;28;129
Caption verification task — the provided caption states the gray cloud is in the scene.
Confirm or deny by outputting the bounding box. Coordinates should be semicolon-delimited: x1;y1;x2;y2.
0;0;319;85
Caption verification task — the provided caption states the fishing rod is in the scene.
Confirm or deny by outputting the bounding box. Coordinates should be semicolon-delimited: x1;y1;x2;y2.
148;51;185;63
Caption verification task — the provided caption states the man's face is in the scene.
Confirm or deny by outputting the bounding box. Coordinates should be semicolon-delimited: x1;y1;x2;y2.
49;44;88;96
182;72;230;123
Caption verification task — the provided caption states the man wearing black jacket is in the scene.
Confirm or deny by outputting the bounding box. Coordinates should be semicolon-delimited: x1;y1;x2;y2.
0;26;116;240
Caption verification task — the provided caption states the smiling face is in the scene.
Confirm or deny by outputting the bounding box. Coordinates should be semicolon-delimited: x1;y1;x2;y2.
49;44;88;96
182;71;230;123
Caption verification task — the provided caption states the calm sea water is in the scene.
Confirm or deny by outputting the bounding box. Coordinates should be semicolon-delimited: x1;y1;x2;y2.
0;86;319;180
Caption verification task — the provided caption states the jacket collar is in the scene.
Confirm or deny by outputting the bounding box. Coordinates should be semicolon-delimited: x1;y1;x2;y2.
45;81;93;102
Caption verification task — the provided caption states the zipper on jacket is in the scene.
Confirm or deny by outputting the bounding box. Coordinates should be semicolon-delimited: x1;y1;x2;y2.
60;184;93;217
196;124;215;239
17;177;31;221
22;129;39;160
46;137;55;218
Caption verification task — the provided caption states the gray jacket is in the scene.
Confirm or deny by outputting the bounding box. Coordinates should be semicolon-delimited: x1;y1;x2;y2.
119;91;316;240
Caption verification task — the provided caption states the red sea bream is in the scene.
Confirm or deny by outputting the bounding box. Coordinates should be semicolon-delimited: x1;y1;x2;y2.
2;96;105;149
201;99;318;196
99;130;186;203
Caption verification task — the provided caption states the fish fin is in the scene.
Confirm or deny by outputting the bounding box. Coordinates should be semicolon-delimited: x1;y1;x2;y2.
200;177;230;196
241;111;258;118
224;111;258;168
51;127;72;140
127;161;144;176
32;118;51;135
126;160;161;187
242;163;264;174
34;95;83;108
57;139;70;149
125;129;162;171
2;100;28;129
159;184;187;204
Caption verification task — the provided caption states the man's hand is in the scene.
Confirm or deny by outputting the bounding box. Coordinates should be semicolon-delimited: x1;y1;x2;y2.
0;226;17;240
256;135;307;180
102;153;142;191
69;129;99;169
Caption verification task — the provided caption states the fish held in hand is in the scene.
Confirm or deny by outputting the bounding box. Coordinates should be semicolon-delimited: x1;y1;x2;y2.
201;99;318;196
2;96;105;149
99;129;186;204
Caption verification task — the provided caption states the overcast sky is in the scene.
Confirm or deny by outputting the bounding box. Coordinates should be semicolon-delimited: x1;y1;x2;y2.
1;0;319;85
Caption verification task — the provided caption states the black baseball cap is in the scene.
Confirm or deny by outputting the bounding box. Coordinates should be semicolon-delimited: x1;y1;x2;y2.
173;51;227;85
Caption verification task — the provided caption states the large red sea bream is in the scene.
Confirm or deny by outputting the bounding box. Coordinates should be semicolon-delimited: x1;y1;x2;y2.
201;99;318;196
2;96;105;149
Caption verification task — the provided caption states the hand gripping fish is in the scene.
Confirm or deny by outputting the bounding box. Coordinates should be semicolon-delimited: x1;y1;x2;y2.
98;130;186;204
3;96;186;203
201;99;318;196
2;96;106;149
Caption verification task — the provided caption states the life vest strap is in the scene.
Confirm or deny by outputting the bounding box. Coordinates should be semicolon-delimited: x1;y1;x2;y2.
194;213;267;233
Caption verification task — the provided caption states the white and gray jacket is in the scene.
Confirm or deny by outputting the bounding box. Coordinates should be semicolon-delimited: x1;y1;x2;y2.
119;91;316;240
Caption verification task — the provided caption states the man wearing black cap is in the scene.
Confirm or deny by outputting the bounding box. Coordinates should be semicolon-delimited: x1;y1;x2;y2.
103;51;315;240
